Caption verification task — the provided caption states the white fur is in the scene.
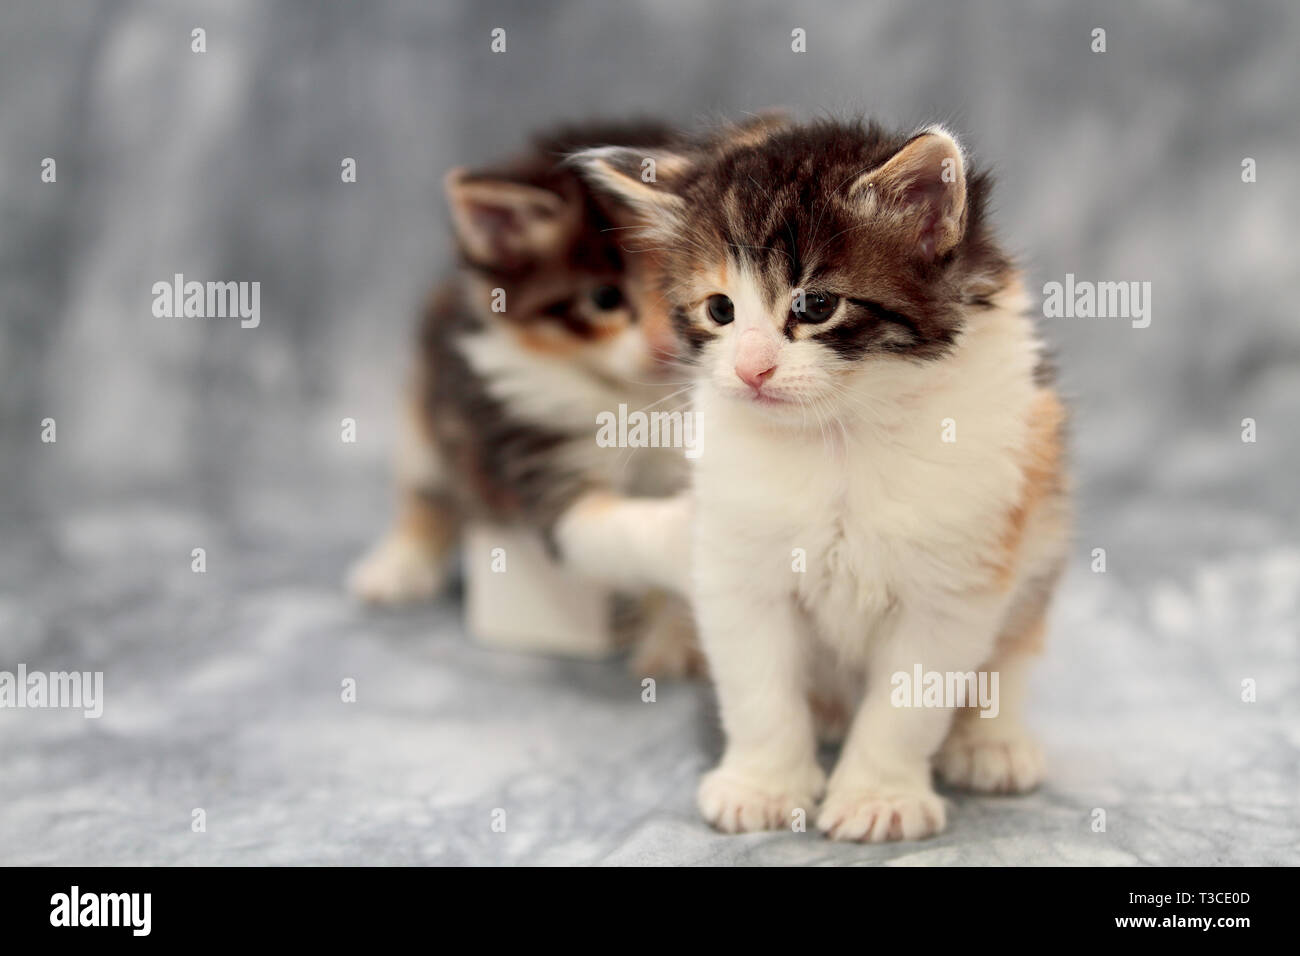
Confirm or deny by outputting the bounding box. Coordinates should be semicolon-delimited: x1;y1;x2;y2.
348;527;450;604
457;317;693;597
687;270;1069;841
553;490;692;595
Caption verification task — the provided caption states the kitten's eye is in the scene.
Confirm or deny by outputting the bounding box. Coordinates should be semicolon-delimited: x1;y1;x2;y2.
793;291;839;324
705;294;735;326
590;285;623;311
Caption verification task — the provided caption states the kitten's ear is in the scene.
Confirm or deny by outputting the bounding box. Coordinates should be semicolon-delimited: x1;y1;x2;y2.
444;167;577;267
853;126;968;260
567;146;690;224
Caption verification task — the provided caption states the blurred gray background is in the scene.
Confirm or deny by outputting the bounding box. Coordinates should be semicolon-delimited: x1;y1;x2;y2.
1;0;1296;865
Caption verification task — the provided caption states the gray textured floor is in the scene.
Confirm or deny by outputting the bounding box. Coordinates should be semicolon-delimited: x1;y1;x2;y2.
2;0;1298;865
2;470;1297;865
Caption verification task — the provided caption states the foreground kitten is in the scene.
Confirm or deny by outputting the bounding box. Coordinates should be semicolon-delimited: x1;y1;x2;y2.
577;119;1071;841
350;122;696;672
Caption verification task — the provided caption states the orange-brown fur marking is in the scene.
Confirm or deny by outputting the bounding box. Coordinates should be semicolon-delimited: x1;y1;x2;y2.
990;388;1067;590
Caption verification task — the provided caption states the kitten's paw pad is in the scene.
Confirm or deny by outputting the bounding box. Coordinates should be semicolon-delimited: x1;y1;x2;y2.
936;732;1044;794
347;537;446;605
697;766;824;834
816;787;946;842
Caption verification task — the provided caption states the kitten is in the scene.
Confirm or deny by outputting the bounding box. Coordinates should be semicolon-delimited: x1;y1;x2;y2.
575;118;1071;841
349;122;698;674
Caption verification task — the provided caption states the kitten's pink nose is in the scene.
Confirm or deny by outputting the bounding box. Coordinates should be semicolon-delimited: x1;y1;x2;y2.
735;328;779;390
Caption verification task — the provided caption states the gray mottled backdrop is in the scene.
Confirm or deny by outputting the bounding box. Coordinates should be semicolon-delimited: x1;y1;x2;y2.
1;0;1296;865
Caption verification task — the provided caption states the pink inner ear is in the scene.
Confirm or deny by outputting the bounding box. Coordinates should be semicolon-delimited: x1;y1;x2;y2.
902;176;947;209
917;226;937;260
901;177;949;260
916;203;945;260
465;200;540;266
467;201;522;239
452;179;572;267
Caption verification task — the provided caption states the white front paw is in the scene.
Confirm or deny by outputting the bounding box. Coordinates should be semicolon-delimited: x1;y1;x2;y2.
697;763;825;834
935;729;1044;794
347;535;447;605
817;786;946;842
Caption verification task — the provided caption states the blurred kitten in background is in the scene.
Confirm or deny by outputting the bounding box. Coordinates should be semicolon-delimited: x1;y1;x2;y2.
349;122;699;675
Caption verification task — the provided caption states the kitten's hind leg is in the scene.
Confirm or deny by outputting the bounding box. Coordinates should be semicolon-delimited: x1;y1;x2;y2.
628;591;705;679
934;607;1047;795
348;394;460;604
937;395;1069;794
348;488;459;604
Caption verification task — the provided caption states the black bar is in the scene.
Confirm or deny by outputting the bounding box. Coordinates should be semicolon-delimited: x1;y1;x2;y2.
0;866;1281;942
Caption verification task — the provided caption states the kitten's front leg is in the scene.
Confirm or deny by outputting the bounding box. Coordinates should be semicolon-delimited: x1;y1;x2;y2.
695;556;823;833
552;490;692;595
818;597;1006;842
